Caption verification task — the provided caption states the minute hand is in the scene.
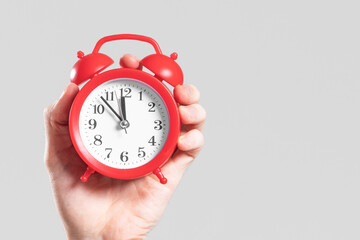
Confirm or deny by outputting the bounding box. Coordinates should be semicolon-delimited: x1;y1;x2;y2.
121;96;127;120
114;91;126;121
100;96;123;121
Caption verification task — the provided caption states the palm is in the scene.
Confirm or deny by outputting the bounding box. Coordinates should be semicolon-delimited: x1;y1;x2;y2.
48;129;176;238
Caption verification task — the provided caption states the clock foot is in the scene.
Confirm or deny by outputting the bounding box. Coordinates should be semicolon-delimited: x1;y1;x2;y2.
153;168;167;184
80;167;95;182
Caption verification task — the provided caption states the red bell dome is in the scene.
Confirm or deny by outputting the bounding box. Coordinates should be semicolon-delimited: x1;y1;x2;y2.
70;52;114;85
140;53;183;87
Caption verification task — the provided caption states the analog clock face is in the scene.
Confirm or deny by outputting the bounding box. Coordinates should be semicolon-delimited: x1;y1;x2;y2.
79;78;170;169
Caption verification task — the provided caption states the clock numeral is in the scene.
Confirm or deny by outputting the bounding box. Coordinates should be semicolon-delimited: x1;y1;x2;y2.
148;136;156;146
93;104;105;114
105;91;114;101
94;135;102;146
120;151;129;162
88;119;97;130
154;120;162;130
138;147;146;158
105;148;112;158
139;91;143;101
120;88;132;98
148;102;155;112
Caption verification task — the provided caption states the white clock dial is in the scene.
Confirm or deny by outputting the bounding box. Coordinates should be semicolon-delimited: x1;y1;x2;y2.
79;78;170;169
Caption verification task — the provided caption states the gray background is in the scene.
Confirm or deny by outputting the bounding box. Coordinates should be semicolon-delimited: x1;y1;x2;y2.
1;0;360;239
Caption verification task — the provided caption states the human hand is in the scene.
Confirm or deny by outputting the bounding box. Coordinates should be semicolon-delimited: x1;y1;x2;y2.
43;54;206;240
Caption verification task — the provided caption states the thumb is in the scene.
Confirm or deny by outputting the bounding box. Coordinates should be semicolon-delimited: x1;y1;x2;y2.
44;83;79;170
43;83;89;177
44;83;79;132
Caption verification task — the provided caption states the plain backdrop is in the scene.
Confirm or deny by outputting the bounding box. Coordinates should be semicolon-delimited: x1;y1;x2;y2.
1;0;360;239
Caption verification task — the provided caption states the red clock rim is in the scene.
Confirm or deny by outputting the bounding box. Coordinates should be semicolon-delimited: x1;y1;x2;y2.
69;68;180;179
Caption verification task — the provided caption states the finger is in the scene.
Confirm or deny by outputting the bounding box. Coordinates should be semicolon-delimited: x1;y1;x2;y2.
44;83;79;130
179;103;206;130
119;54;142;70
174;84;200;106
177;129;205;158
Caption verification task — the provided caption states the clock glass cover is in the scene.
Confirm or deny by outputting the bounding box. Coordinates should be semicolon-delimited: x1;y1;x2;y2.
79;78;170;169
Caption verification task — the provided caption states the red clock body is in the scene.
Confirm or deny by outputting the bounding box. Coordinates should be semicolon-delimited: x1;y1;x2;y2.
68;34;183;184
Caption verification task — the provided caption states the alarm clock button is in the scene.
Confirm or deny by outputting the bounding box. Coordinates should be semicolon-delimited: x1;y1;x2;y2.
70;52;114;85
140;54;183;87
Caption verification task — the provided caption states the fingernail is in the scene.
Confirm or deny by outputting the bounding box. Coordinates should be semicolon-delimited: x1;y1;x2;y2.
60;84;76;101
59;89;66;99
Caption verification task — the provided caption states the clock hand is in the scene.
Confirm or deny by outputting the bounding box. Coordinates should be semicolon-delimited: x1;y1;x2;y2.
114;91;129;133
121;96;127;121
114;91;125;121
100;96;123;122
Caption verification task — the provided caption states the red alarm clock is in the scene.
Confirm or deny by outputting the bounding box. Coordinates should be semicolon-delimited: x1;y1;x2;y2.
69;34;183;184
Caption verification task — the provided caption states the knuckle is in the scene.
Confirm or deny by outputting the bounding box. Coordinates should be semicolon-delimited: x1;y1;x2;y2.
43;147;54;171
44;156;52;170
43;104;63;130
43;105;53;122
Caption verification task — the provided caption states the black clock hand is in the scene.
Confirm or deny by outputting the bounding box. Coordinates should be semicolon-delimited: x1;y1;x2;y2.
100;96;123;122
114;91;126;122
114;91;128;133
121;96;127;121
